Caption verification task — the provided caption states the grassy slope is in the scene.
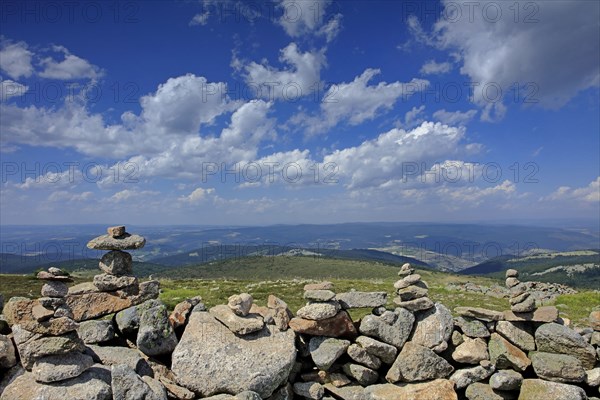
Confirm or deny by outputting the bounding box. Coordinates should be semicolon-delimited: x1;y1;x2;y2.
3;255;598;326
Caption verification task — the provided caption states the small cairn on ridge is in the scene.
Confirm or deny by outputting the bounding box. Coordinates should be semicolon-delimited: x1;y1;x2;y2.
506;268;537;313
14;267;93;383
393;262;434;312
88;225;144;293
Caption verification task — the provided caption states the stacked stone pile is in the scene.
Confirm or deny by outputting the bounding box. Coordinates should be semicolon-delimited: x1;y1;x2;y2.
393;262;434;312
9;267;96;385
65;226;159;321
506;269;537;313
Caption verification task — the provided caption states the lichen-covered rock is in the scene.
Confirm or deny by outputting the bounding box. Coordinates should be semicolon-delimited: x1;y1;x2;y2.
93;273;138;292
171;312;296;398
289;311;356;338
354;335;397;364
0;334;17;369
32;352;94;383
529;351;585;383
465;382;513;400
488;333;531;372
535;322;597;370
386;342;454;383
410;303;453;350
12;325;85;369
86;345;153;377
449;363;495;389
0;365;112;400
518;379;587;400
489;369;523;391
365;379;457;400
137;304;178;356
359;308;414;348
228;293;254;317
495;320;535;351
297;302;340;321
209;305;264;335
342;363;378;386
87;234;146;251
111;364;166;400
454;316;490;338
335;292;387;309
77;320;114;344
309;336;350;371
98;250;133;275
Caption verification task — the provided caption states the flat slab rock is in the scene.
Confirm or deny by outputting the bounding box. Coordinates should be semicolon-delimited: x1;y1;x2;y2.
0;365;112;400
365;379;458;400
87;233;146;250
503;306;559;323
454;307;504;321
171;311;296;398
335;291;387;309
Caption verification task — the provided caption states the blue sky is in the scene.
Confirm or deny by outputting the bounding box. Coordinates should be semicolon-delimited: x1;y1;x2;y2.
0;0;598;225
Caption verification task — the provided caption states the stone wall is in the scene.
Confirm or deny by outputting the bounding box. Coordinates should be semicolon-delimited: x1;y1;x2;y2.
1;227;599;400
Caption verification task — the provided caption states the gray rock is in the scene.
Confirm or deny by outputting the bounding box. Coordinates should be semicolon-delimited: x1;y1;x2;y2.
309;336;350;371
488;332;531;372
86;345;152;377
587;368;600;387
0;334;17;369
228;293;253;317
509;292;530;306
530;351;586;383
450;364;495;389
171;312;296;398
511;296;536;313
78;320;114;344
336;292;387;309
489;369;523;391
464;382;513;400
137;304;178;356
32;304;54;321
535;322;596;370
32;352;94;383
41;281;69;298
87;233;146;251
0;365;112;400
99;250;133;275
452;330;464;346
297;302;340;321
323;384;366;400
519;379;587;399
266;383;294;400
114;300;160;335
506;269;518;278
452;337;489;364
393;296;435;312
454;316;490;338
12;325;85;369
394;274;422;289
342;363;378;386
93;273;138;292
454;307;504;322
354;335;397;364
142;376;168;400
410;303;453;350
209;304;265;335
112;364;165;400
304;290;336;302
346;343;381;370
293;382;324;399
359;307;414;348
386;342;454;383
236;391;262;400
495;320;535;351
53;306;74;319
396;281;429;301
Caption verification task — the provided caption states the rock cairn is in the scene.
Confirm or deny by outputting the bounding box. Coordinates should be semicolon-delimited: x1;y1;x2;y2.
393;262;434;312
506;269;537;313
16;267;94;384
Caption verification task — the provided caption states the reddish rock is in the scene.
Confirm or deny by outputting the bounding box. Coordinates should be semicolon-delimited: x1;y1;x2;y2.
289;311;357;338
107;225;126;237
169;297;203;329
503;306;559;323
589;310;600;331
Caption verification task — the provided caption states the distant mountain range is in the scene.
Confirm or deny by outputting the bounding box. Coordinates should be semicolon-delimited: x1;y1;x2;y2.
1;222;598;277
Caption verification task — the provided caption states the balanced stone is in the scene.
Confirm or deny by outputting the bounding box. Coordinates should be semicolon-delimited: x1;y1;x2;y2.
209;305;264;335
87;233;146;250
98;250;133;275
289;311;357;338
454;307;504;322
37;271;73;282
107;225;126;237
228;293;253;317
41;281;69;298
304;282;334;291
93;273;138;292
505;269;518;278
304;290;336;302
394;296;434;312
396;281;429;301
12;325;85;369
511;296;536;313
297;302;340;321
336;291;387;309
